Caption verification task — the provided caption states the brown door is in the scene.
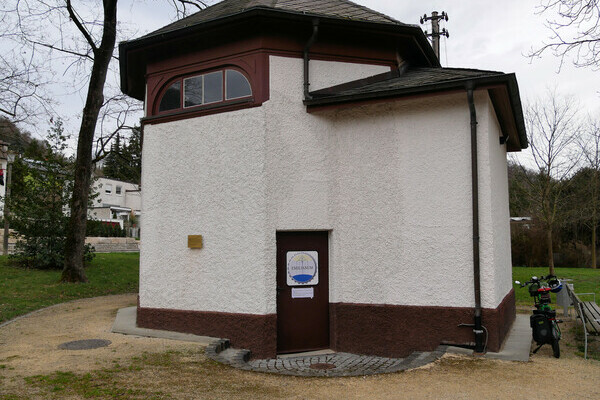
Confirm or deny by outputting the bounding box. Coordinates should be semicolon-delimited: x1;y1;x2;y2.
276;231;329;354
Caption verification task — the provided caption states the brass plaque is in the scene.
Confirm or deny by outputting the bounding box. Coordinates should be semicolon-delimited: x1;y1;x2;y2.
188;235;203;249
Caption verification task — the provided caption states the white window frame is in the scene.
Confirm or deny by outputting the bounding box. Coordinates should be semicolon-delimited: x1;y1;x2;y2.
225;69;253;101
180;69;251;110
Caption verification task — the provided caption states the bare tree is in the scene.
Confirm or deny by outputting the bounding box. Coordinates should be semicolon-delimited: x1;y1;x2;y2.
531;0;600;68
0;3;54;124
62;0;211;282
61;0;119;282
514;92;581;275
3;0;212;282
577;119;600;268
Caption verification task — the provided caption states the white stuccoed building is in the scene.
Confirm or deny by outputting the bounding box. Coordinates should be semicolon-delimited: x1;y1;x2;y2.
0;142;8;212
89;177;141;230
119;0;527;359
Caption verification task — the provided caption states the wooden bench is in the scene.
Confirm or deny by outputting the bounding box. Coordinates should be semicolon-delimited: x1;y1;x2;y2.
566;284;600;359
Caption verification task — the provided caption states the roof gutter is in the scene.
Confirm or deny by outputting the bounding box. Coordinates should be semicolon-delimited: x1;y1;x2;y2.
304;19;320;100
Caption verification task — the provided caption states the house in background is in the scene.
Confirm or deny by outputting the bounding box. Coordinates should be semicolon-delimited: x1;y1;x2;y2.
0;141;9;212
89;177;141;234
120;0;527;359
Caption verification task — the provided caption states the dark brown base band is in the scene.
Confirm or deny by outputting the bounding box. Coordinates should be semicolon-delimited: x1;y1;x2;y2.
330;289;516;357
136;306;277;359
137;289;515;359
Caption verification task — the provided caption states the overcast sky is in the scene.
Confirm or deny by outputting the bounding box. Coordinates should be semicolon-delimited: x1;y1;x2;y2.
14;0;599;161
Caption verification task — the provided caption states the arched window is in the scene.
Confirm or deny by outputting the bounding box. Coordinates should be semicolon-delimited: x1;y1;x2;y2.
157;68;252;114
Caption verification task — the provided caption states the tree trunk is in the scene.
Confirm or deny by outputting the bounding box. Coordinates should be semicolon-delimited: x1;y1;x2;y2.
592;221;597;269
547;228;555;276
592;167;598;269
61;0;118;283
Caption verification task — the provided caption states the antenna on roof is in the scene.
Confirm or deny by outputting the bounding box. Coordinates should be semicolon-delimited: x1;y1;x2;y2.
420;11;449;61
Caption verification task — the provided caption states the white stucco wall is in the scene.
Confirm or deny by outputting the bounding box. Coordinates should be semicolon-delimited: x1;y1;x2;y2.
310;60;390;91
322;96;474;308
480;97;513;307
140;55;513;315
141;107;269;314
140;57;397;315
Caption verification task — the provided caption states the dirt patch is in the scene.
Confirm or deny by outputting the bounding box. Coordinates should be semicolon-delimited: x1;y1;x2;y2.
1;295;599;399
0;295;201;378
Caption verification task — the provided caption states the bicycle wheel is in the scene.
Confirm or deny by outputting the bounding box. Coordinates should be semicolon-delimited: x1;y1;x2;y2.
551;322;560;358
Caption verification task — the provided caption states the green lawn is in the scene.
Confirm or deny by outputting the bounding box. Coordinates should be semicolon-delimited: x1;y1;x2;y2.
2;255;596;323
0;252;139;324
513;266;600;306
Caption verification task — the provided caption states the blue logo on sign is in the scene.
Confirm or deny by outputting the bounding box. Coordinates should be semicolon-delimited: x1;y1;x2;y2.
292;274;314;283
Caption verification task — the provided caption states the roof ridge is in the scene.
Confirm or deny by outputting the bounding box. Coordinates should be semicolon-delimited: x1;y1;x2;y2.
339;0;400;24
415;66;505;75
136;0;409;41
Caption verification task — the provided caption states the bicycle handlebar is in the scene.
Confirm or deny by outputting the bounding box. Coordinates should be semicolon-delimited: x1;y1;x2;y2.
516;275;558;288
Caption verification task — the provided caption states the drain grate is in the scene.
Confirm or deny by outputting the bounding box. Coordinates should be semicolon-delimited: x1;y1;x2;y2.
58;339;111;350
309;362;336;370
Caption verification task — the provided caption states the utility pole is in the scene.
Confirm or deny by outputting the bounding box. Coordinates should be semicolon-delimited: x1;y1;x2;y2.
420;11;449;61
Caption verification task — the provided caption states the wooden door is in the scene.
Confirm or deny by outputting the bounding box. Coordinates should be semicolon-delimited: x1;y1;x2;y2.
276;231;329;354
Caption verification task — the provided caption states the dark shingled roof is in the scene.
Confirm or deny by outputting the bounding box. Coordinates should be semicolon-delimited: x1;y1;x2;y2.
144;0;407;39
309;67;505;99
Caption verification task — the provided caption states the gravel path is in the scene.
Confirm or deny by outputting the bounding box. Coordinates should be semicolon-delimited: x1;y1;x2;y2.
1;295;599;399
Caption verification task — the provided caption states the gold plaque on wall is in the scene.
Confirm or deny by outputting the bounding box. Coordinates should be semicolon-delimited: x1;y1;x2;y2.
188;235;203;249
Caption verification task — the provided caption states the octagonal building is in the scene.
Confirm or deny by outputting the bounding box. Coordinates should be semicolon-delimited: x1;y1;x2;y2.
119;0;527;359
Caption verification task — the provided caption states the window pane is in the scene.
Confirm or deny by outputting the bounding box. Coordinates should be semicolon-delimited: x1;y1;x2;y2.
158;82;181;112
226;70;252;100
203;71;223;104
184;76;203;107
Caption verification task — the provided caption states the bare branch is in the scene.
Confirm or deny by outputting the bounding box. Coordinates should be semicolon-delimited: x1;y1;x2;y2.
0;107;17;117
25;39;94;60
171;0;210;18
65;0;98;53
531;0;600;68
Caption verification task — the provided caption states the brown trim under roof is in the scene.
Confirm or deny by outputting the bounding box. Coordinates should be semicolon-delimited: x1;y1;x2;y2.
137;289;515;359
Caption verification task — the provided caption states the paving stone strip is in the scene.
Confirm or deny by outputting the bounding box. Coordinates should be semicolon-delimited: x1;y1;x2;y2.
206;339;447;377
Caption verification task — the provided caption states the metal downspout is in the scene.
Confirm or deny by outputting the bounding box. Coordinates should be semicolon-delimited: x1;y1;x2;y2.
303;19;319;100
467;82;485;353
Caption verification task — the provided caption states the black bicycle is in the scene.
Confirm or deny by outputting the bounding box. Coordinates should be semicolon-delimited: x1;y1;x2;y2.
515;275;563;358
